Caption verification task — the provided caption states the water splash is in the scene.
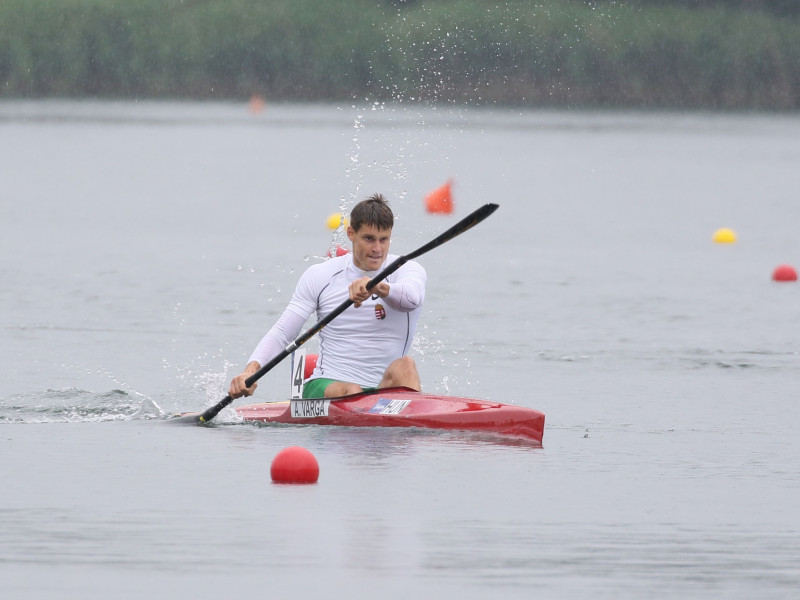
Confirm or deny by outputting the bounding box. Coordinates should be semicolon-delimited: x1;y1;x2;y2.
413;324;474;394
0;388;163;424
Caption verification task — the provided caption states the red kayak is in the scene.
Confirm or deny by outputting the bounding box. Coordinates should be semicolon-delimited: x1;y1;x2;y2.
235;386;545;444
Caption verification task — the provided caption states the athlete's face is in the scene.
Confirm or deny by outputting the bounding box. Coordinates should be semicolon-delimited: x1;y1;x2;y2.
347;223;391;271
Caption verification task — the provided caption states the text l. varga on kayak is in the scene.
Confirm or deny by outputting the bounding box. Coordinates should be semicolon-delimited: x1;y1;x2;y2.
291;399;330;418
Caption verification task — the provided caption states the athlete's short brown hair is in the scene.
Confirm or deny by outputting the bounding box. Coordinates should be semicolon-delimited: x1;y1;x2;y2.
349;193;394;232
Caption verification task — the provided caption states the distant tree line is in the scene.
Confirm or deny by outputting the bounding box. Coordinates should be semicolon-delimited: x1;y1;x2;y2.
389;0;800;16
628;0;798;15
1;0;798;109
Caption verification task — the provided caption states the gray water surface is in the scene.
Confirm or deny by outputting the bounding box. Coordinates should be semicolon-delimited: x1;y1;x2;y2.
2;101;799;599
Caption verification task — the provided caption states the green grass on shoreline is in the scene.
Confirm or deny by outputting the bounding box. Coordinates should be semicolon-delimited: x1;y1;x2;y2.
1;0;798;110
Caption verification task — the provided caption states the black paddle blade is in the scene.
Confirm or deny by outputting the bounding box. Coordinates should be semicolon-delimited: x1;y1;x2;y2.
404;202;499;262
166;394;234;426
167;412;208;425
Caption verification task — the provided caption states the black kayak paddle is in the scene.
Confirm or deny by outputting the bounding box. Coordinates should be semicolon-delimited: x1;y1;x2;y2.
170;202;499;425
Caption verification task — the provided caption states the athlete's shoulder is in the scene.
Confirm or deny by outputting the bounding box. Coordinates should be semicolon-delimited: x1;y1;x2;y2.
301;253;349;282
292;254;349;303
393;255;426;277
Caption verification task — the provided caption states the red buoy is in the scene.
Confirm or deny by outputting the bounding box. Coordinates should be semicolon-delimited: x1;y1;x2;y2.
271;447;319;484
328;245;349;257
772;264;798;282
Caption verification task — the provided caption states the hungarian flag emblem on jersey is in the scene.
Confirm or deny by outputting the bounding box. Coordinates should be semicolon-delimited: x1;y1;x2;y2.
374;303;386;320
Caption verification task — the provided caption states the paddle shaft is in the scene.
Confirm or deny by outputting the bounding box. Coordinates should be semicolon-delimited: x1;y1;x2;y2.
196;202;499;423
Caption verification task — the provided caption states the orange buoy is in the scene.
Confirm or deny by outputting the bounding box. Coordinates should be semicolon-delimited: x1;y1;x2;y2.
425;180;454;215
772;264;797;282
270;447;319;484
248;94;266;114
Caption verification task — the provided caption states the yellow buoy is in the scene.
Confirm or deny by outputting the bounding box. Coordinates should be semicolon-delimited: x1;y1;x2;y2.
326;213;348;230
712;228;737;244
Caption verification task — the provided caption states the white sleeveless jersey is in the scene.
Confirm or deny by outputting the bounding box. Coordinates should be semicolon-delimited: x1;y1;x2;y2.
249;253;426;388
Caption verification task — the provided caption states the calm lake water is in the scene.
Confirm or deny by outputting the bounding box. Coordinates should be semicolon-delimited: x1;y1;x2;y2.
2;100;800;599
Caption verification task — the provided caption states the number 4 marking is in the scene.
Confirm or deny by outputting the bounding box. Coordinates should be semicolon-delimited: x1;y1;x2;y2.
291;349;307;399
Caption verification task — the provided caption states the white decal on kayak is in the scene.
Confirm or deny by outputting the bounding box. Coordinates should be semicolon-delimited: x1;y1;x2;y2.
368;398;411;415
291;399;330;418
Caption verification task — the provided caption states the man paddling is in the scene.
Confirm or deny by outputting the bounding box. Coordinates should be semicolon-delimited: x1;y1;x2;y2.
228;194;426;400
